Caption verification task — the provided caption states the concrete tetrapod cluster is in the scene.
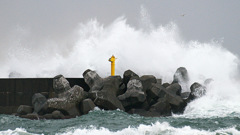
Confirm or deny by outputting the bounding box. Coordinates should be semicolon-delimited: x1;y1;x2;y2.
15;67;209;120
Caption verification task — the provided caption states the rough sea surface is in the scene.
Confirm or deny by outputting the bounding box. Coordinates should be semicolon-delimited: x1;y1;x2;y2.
1;107;240;135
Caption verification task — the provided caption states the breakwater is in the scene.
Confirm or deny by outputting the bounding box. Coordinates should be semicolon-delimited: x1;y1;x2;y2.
0;78;89;114
1;67;207;119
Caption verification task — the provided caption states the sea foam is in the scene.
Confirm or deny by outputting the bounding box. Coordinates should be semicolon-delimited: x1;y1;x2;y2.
0;128;41;135
57;122;239;135
0;120;239;135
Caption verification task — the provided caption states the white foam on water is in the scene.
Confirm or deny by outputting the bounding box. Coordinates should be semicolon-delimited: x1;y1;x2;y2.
1;123;239;135
1;7;240;118
57;122;239;135
0;128;41;135
1;122;239;135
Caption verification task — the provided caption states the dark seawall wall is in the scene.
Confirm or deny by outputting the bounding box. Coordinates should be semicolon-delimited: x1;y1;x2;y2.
0;78;89;114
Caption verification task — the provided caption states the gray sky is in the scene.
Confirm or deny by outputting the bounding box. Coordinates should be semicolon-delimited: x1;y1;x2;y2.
0;0;240;56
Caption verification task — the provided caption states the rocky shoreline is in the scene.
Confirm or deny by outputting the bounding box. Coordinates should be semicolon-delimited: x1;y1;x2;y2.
14;67;208;120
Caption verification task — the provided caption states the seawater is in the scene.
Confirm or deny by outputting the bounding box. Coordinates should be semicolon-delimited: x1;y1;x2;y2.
1;7;240;135
1;108;240;135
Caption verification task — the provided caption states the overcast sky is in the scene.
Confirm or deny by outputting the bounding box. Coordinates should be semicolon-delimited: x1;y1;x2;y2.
0;0;240;57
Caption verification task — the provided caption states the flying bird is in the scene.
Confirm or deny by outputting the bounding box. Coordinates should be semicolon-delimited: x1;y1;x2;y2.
181;14;185;17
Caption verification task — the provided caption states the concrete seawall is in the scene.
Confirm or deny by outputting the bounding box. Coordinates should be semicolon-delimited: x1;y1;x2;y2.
0;78;89;114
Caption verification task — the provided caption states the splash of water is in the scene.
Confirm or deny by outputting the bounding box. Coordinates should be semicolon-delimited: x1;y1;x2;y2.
1;7;240;117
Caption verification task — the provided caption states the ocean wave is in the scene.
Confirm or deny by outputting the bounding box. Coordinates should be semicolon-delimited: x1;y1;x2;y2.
0;128;42;135
56;122;239;135
0;118;239;135
173;95;240;119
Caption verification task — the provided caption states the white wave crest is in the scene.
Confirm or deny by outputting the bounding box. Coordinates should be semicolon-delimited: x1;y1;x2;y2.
57;122;239;135
0;128;41;135
1;123;239;135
